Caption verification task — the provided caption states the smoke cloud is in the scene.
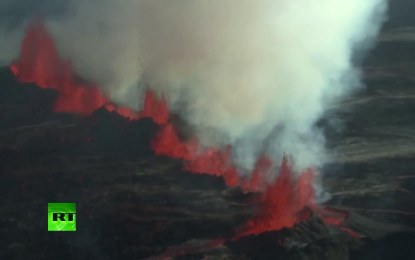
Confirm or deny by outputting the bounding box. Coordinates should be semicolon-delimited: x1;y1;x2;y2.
0;0;387;172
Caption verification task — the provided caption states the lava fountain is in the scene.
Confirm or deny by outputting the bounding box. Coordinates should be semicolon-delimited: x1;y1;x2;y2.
10;21;338;238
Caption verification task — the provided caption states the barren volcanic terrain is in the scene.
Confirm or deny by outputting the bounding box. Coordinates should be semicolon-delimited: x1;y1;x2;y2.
1;0;415;259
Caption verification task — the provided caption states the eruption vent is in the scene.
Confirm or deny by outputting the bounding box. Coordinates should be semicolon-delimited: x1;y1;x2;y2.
4;0;387;237
10;21;318;236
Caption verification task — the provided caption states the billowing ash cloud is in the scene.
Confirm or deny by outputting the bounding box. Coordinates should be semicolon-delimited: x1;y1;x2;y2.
0;0;387;172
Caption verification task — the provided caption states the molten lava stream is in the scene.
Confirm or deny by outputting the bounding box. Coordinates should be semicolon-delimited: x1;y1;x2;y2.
10;22;169;122
10;20;356;239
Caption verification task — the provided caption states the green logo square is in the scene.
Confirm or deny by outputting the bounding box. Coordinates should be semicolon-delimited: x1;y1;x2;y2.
48;203;76;231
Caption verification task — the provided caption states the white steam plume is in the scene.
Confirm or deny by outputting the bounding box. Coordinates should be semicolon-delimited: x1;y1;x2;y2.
1;0;387;172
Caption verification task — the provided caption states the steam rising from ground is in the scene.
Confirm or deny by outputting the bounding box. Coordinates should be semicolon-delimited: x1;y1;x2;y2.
0;0;387;172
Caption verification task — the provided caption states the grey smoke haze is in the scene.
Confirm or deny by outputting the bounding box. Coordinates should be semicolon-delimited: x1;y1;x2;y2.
0;1;387;173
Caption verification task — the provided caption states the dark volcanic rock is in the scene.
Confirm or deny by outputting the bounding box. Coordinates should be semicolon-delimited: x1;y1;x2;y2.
1;62;414;259
1;1;415;259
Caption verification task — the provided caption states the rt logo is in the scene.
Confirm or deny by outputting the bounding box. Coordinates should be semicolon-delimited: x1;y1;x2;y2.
48;203;76;231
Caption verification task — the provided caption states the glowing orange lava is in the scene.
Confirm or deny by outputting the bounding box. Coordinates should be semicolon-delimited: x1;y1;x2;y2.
10;21;350;238
11;22;168;122
10;22;108;115
236;159;315;237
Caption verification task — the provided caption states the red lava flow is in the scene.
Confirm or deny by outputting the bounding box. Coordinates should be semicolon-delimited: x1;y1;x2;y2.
10;21;355;238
